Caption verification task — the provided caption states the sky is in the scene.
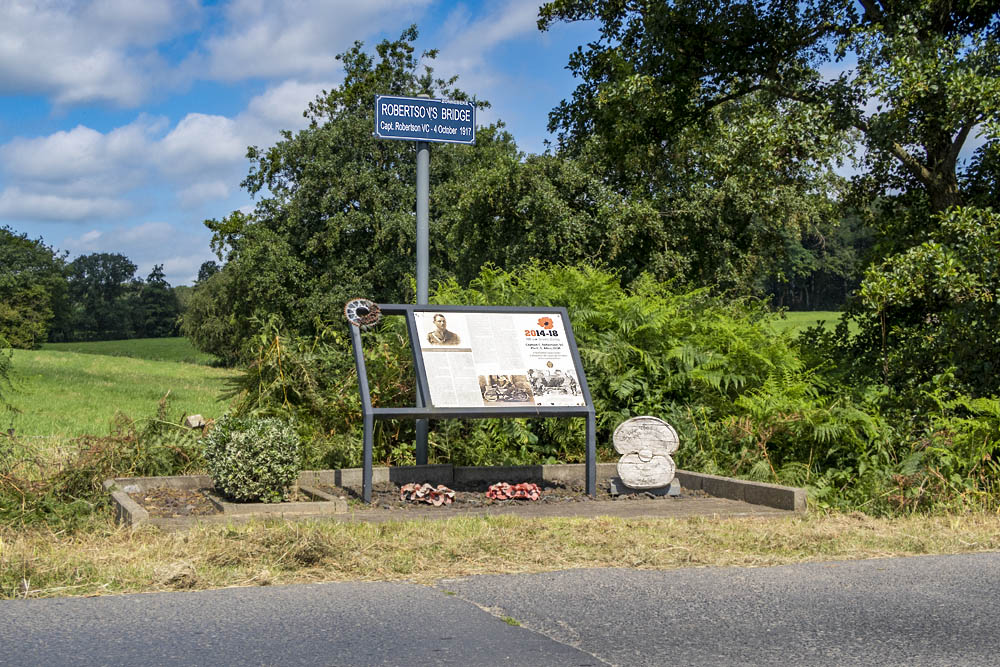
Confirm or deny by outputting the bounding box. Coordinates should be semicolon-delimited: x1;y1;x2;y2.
0;0;599;286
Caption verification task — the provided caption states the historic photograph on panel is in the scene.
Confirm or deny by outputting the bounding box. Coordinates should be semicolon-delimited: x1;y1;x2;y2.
415;311;471;349
477;374;535;405
527;365;583;405
425;312;461;345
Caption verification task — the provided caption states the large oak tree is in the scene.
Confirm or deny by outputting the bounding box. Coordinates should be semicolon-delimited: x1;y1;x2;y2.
539;0;999;216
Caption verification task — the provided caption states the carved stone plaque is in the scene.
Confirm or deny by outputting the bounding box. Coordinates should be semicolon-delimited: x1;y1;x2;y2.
613;416;679;490
613;416;679;456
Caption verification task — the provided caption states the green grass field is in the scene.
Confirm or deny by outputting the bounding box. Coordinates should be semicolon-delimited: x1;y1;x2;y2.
43;337;216;366
6;340;239;440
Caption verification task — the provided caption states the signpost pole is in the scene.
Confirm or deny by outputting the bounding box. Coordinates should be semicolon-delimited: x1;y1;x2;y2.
415;139;430;465
374;94;475;468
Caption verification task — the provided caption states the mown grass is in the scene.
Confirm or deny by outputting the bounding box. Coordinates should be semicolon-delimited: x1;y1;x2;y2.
769;310;853;335
3;512;1000;599
5;347;237;440
43;337;217;366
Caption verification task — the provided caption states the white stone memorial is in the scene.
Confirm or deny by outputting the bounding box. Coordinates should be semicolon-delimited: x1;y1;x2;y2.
613;416;679;490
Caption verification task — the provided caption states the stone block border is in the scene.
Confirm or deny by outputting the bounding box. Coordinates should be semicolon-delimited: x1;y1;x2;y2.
106;464;805;529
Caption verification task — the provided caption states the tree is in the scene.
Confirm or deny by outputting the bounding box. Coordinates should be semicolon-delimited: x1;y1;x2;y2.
0;227;68;348
539;0;999;219
546;80;850;292
197;27;503;357
845;206;1000;396
762;213;871;310
137;265;180;338
435;152;665;286
196;261;220;284
173;284;194;316
192;25;847;362
63;253;139;341
180;266;242;365
540;0;1000;390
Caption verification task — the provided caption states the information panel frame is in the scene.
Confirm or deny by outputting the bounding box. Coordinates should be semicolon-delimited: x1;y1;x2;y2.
349;304;596;502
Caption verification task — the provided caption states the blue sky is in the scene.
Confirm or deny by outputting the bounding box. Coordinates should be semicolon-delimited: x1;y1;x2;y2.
0;0;598;286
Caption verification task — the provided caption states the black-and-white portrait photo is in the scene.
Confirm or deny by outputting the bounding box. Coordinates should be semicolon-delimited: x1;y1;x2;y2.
426;313;461;345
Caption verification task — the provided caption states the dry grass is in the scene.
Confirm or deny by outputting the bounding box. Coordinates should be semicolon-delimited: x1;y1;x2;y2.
3;511;999;599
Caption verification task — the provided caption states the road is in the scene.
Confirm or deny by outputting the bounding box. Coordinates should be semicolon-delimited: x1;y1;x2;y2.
2;552;998;666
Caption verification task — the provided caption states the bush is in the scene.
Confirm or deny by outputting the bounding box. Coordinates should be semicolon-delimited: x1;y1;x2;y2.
204;416;301;502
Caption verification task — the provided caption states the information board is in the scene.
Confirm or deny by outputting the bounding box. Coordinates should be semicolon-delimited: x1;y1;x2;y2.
349;303;597;501
413;310;586;408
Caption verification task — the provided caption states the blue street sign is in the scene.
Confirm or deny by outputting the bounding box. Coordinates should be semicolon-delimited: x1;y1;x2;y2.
374;95;475;144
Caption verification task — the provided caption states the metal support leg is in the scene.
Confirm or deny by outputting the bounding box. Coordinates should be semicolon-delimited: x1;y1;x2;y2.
415;385;428;465
586;411;596;497
363;412;374;504
415;420;428;465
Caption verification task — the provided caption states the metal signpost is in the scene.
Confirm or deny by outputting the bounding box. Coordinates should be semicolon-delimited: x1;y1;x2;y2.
374;94;476;465
349;304;597;503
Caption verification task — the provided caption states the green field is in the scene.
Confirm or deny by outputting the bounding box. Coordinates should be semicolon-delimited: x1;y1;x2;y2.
43;337;217;366
6;340;238;440
768;310;852;335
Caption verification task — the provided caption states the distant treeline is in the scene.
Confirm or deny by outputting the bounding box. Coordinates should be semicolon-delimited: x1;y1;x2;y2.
0;233;202;347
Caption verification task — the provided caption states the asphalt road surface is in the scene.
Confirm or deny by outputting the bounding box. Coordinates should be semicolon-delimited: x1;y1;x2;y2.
2;552;998;666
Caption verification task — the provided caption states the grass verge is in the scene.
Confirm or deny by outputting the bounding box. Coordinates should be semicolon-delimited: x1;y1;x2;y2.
3;511;999;599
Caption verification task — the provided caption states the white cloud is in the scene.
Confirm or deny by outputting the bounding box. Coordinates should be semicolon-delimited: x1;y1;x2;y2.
151;79;333;206
0;187;130;221
201;0;430;81
244;79;327;131
0;0;200;107
0;118;163;196
0;77;331;216
63;221;215;285
157;113;246;177
178;181;231;207
433;0;540;76
115;221;176;245
430;0;540;90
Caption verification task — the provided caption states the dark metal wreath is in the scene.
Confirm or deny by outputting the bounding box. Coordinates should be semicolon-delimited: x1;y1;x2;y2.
343;298;381;328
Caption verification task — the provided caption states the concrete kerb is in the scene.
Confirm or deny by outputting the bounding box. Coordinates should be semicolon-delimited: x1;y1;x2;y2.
106;465;806;528
674;470;807;512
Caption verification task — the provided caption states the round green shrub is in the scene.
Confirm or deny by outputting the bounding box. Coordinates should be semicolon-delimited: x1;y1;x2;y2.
203;416;302;503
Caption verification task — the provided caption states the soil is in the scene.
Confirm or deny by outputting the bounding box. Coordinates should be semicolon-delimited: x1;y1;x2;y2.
129;488;319;518
129;487;219;518
130;480;705;518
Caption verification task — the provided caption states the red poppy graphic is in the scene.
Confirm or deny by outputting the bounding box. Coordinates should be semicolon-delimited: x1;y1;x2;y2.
538;317;554;330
